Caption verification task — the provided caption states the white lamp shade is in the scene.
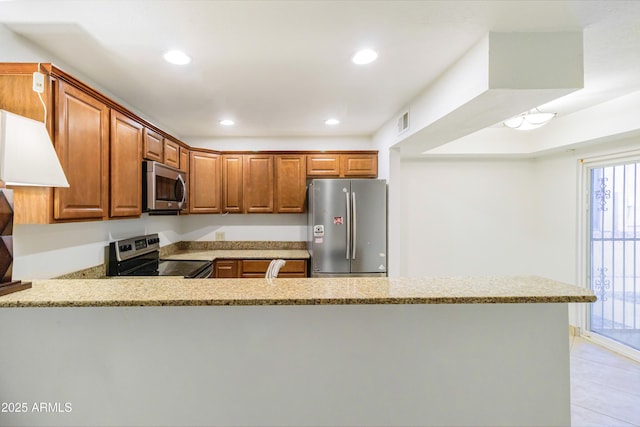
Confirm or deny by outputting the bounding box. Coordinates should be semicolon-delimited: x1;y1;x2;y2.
503;110;556;131
0;109;69;187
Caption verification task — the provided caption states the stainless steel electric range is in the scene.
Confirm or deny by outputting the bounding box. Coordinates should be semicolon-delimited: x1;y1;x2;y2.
107;233;213;278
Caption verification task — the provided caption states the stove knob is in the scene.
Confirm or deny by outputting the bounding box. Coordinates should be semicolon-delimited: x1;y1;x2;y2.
119;245;127;252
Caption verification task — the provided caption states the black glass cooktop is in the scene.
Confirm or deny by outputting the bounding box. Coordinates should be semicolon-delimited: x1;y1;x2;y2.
127;259;212;278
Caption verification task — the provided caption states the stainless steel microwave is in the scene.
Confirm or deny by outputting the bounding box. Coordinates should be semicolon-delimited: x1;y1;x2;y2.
142;161;187;213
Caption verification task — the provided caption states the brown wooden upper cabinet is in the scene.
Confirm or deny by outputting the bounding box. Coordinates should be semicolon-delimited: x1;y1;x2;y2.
164;138;180;169
54;80;110;220
306;152;377;178
306;153;340;177
341;153;378;177
243;154;274;213
189;151;222;214
0;64;379;223
222;154;244;213
109;110;143;217
179;147;190;172
275;154;306;213
143;128;163;162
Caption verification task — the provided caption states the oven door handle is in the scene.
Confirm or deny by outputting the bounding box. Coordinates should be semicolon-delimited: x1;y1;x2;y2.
186;262;214;279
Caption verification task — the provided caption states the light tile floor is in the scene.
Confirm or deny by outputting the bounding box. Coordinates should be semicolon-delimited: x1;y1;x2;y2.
571;336;640;426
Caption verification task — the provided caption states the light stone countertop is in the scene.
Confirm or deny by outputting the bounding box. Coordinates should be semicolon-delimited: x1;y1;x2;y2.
164;249;310;261
0;276;596;307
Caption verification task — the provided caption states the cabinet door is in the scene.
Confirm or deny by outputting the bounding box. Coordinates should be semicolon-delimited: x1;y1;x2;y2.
222;154;243;213
243;155;274;213
239;259;307;278
238;259;269;278
214;260;237;278
278;259;308;278
143;128;163;162
306;154;340;177
275;154;306;213
110;110;143;217
54;80;110;220
341;153;377;177
164;138;180;169
189;151;221;213
179;147;190;172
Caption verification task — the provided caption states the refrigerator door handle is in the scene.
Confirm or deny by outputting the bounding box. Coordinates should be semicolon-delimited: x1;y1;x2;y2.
345;191;351;260
352;191;357;259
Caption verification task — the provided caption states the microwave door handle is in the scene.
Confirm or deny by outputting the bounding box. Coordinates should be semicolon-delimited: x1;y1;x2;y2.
175;175;186;205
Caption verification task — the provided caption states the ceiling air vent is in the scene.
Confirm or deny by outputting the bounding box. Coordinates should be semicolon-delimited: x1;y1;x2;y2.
397;111;409;134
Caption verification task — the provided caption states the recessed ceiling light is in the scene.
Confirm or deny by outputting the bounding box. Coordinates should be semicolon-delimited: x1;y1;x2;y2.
219;119;235;126
352;49;378;65
325;118;340;125
163;50;191;65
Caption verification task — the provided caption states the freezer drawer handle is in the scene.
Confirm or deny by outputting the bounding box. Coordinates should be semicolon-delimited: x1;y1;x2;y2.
345;191;351;260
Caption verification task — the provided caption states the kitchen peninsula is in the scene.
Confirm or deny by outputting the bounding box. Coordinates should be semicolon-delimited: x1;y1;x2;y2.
0;276;594;427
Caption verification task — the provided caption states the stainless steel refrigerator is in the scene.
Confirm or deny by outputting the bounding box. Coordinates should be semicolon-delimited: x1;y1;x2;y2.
307;179;387;277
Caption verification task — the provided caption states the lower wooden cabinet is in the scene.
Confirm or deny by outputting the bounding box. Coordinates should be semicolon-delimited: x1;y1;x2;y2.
213;259;238;278
212;259;308;278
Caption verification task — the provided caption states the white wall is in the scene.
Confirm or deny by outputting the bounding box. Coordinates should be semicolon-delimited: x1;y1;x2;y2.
530;152;580;283
185;136;374;152
399;158;538;276
395;136;640;327
181;213;307;242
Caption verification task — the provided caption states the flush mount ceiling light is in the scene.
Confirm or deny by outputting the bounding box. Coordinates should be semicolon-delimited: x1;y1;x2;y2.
503;108;556;130
163;50;191;65
219;119;235;126
324;118;340;125
352;49;378;65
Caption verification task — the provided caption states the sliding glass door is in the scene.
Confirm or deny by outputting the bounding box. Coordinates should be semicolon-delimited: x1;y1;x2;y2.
588;161;640;351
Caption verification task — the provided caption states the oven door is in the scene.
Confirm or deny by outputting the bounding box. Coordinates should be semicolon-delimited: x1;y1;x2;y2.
143;161;187;212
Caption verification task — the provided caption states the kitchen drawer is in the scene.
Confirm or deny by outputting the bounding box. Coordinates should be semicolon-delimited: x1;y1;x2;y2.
239;259;308;278
213;259;238;278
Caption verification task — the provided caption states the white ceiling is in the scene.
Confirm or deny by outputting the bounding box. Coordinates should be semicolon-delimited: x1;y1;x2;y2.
1;0;639;140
